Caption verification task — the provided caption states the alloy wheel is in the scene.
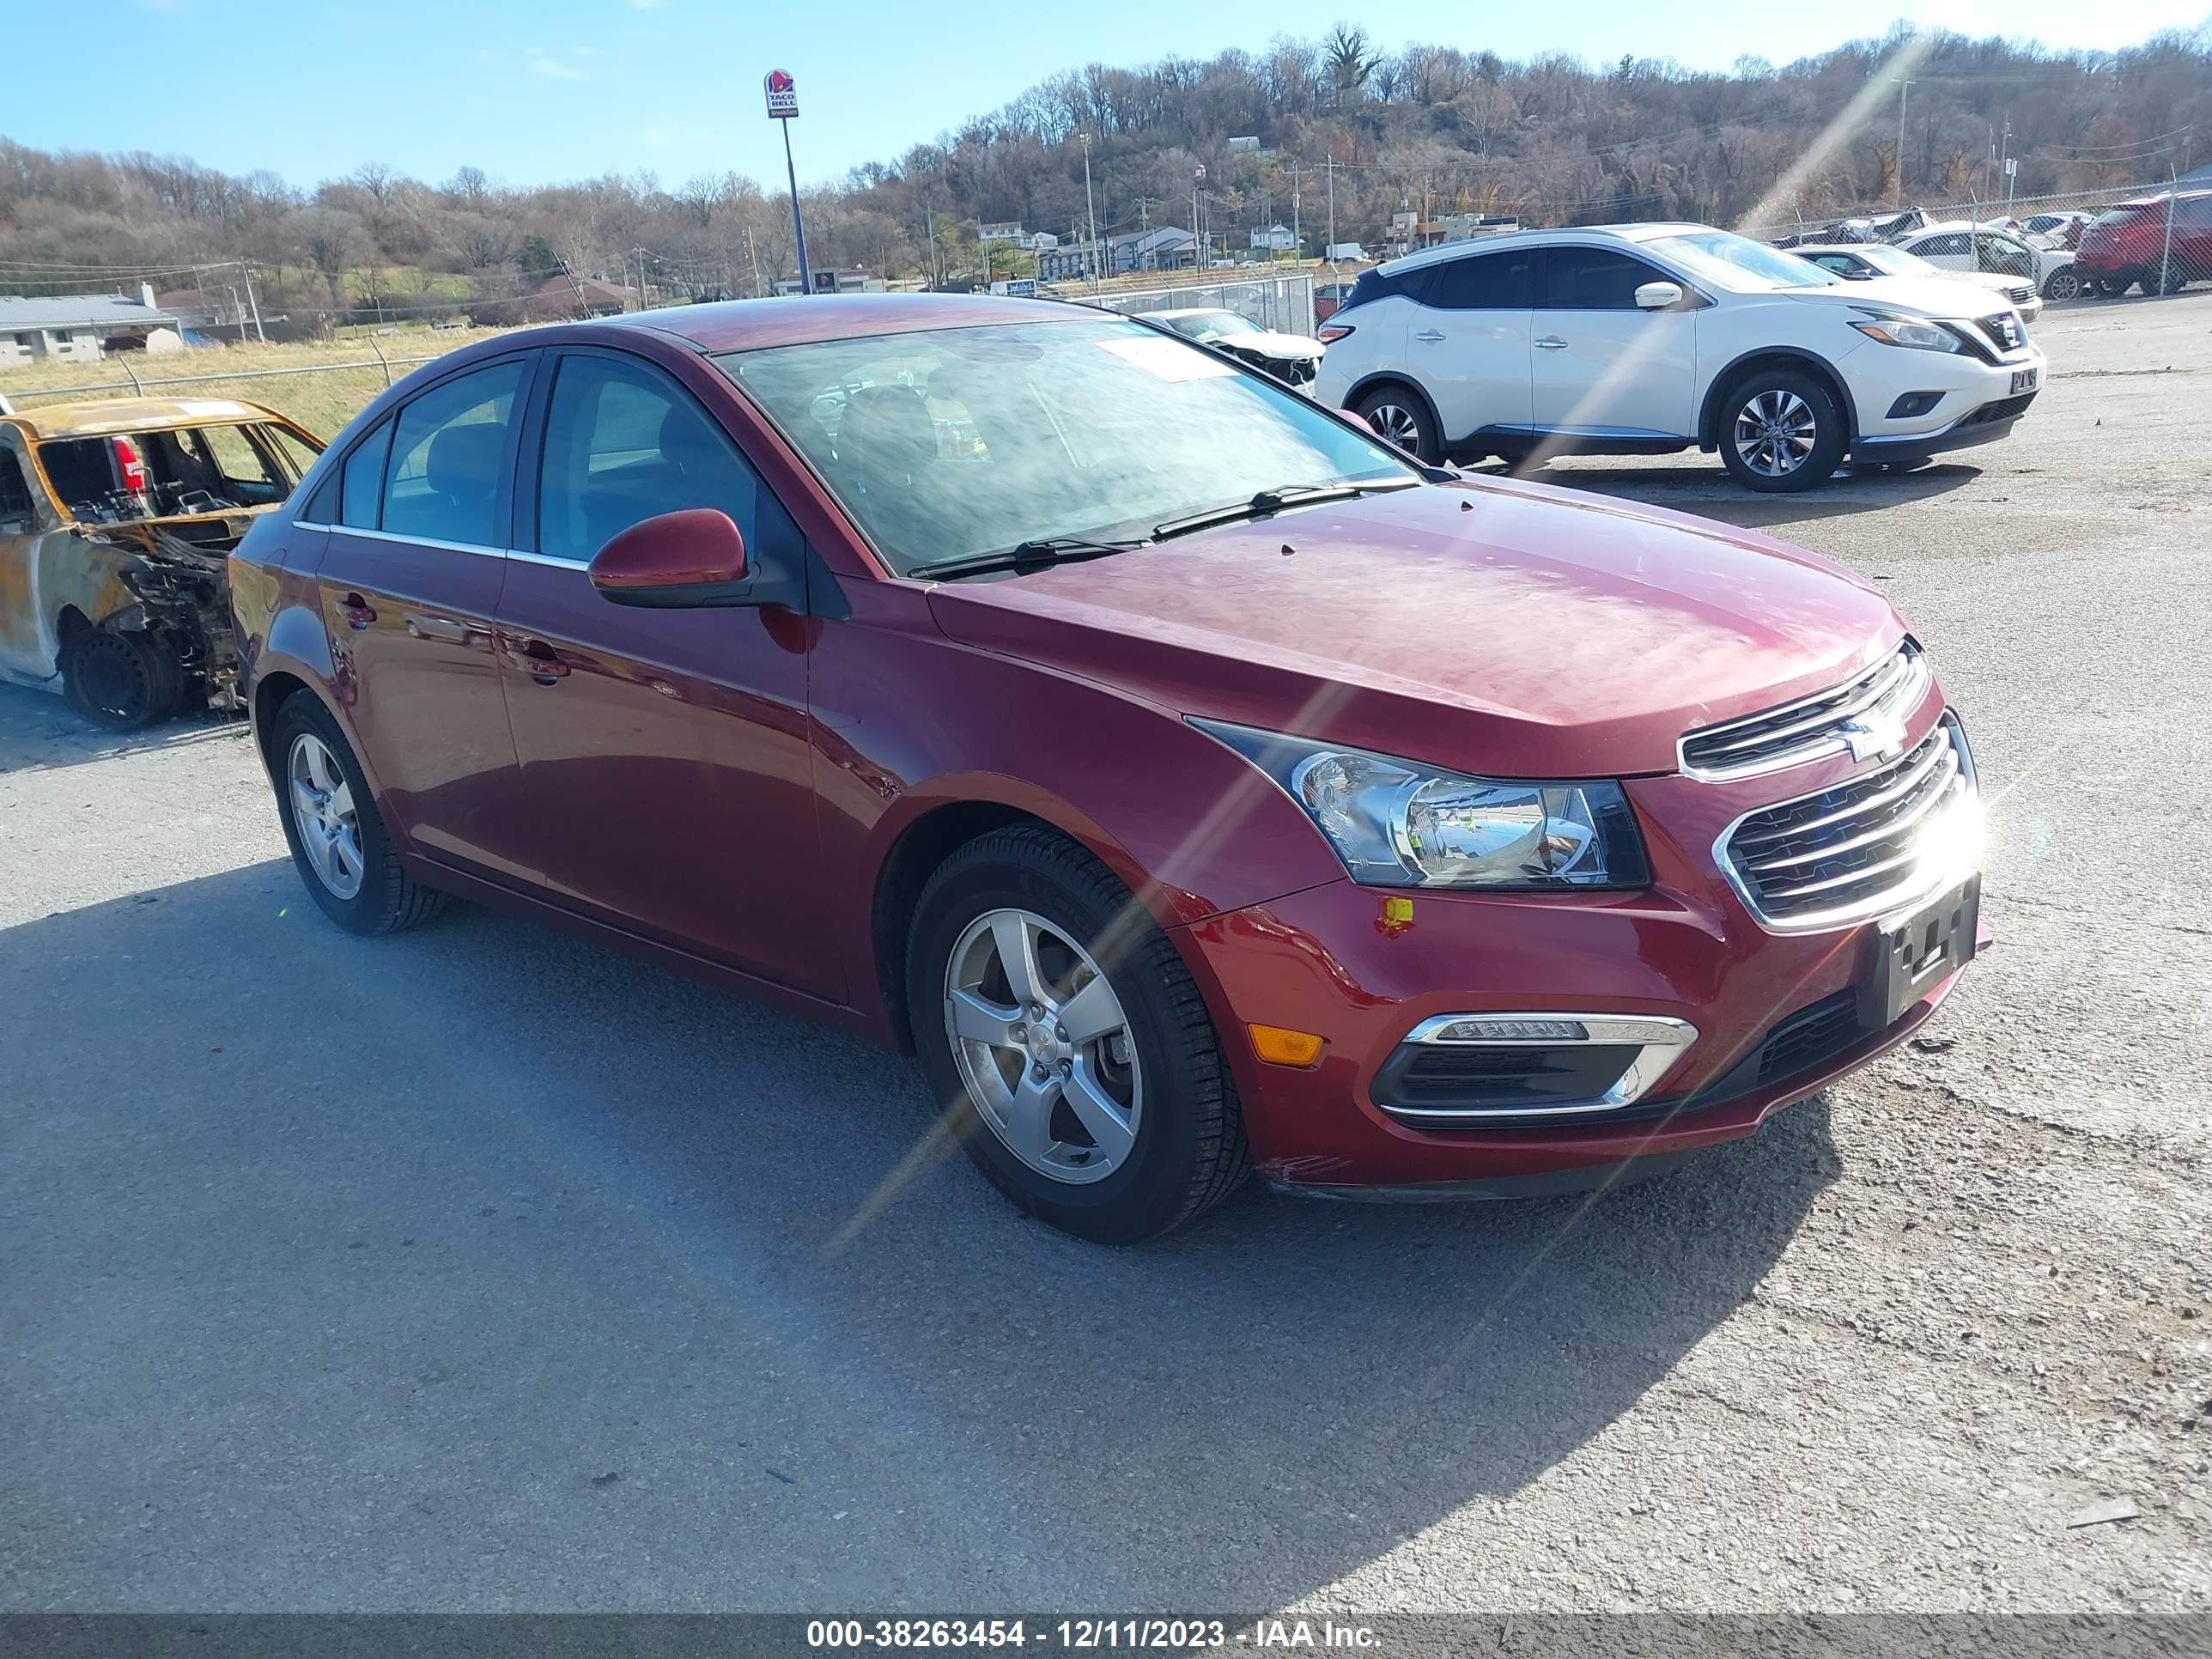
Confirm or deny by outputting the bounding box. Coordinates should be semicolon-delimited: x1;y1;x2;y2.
2044;267;2081;302
1732;389;1818;479
288;732;365;900
1365;403;1422;452
942;908;1141;1185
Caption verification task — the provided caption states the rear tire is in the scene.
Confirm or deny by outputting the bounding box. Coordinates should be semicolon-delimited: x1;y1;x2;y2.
2094;273;2130;297
1353;384;1441;465
905;824;1248;1244
2153;259;2190;296
1717;368;1846;495
61;626;183;730
270;690;444;937
2040;267;2081;303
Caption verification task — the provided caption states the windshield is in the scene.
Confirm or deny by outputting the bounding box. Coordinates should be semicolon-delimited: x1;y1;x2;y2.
1644;229;1838;291
718;318;1410;575
1857;245;1944;278
1167;311;1261;340
2092;205;2151;228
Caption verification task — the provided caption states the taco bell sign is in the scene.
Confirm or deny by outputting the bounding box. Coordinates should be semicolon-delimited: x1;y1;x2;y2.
764;69;799;118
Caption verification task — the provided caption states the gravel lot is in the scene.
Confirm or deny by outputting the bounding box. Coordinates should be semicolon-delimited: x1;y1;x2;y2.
3;292;2209;1614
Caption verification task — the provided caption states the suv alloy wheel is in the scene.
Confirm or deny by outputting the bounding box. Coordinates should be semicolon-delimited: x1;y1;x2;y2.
1718;369;1846;494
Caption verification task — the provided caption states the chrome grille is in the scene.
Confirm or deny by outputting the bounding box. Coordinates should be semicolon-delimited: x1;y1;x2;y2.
1973;312;2026;355
1720;719;1975;928
1680;643;1929;780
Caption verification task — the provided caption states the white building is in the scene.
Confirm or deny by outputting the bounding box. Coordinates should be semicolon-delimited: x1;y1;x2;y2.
0;292;179;365
978;222;1025;245
1249;223;1297;252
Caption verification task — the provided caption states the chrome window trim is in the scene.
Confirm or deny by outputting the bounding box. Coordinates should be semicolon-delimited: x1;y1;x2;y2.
1377;1012;1698;1122
307;524;509;559
1678;642;1929;781
506;548;586;568
1712;714;1981;935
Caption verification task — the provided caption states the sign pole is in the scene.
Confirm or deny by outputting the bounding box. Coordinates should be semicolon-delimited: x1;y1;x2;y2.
765;70;811;294
781;123;811;295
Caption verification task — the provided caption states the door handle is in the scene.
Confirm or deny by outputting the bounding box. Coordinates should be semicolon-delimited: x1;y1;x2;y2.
337;593;376;629
1535;337;1569;350
503;638;569;683
1413;329;1447;342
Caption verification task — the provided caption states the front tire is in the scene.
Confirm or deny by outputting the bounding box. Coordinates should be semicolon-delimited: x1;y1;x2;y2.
2094;273;2130;297
906;825;1248;1244
61;626;183;730
270;690;443;937
1353;384;1441;464
1717;369;1846;494
2153;259;2190;296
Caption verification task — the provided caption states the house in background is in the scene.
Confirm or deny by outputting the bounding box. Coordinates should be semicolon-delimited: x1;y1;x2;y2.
978;222;1025;245
0;291;179;365
1250;223;1297;252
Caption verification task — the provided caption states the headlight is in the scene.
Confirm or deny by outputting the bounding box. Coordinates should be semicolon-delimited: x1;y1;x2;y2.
1194;720;1650;890
1850;313;1965;353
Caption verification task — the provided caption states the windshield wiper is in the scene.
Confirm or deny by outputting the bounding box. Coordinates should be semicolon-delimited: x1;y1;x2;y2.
1152;477;1420;541
915;536;1149;582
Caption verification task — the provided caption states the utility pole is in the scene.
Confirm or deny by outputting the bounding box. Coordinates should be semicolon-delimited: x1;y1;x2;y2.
923;204;935;289
744;223;763;296
1326;159;1336;262
1893;79;1914;207
1079;132;1100;288
238;258;266;343
1999;115;2014;216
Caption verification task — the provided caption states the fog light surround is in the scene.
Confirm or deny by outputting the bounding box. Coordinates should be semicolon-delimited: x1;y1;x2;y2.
1374;1012;1699;1123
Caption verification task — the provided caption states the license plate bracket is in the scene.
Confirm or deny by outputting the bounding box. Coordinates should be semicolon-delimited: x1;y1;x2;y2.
1859;877;1980;1031
2010;367;2039;394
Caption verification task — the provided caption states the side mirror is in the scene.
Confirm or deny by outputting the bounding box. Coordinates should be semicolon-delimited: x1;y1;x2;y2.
588;507;754;609
1634;281;1686;310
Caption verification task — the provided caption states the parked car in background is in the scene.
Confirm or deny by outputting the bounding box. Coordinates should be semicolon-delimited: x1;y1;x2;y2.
1789;242;2043;320
1313;281;1358;322
2023;210;2097;249
0;397;324;726
2074;191;2212;295
1891;221;2081;302
1137;307;1325;390
234;294;1984;1242
1314;223;2045;491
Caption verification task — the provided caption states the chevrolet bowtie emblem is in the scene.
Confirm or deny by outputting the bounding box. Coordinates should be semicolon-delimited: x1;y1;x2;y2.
1838;712;1906;763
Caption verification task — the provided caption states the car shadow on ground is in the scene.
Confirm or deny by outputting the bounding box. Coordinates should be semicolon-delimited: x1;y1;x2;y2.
4;862;1841;1607
0;683;246;775
1487;458;1982;531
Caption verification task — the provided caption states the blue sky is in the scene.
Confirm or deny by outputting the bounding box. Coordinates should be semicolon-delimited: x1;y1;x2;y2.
6;0;2200;191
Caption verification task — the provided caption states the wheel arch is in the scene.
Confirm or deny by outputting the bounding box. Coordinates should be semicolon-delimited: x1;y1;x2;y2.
1698;349;1860;452
866;788;1212;1059
1342;372;1444;441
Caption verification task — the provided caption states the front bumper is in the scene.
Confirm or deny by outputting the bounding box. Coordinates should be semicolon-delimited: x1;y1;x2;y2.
1171;703;1980;1194
1847;338;2045;462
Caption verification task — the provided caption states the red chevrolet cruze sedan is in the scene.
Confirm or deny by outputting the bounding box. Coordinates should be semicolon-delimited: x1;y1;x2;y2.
231;295;1984;1243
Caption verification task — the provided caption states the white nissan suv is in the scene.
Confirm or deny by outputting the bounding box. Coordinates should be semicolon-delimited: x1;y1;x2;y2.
1313;223;2047;492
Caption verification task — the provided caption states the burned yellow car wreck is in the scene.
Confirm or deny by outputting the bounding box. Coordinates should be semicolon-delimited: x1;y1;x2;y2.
0;397;323;727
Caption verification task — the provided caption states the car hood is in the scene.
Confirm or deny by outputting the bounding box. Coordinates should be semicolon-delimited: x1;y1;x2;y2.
1216;330;1324;359
924;477;1904;779
1788;274;2019;320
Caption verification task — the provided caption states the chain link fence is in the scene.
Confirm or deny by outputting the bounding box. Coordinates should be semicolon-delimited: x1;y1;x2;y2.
1743;179;2212;304
1066;274;1318;337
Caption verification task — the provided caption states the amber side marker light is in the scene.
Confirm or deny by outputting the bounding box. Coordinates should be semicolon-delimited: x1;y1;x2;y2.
1249;1024;1327;1068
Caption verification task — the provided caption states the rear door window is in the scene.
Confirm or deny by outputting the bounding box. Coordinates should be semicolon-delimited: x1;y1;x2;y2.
1427;248;1534;309
340;418;393;529
381;359;527;547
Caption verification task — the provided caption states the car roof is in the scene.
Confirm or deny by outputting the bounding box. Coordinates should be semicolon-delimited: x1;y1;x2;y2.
597;292;1101;355
1;396;286;441
1376;222;1718;276
1137;307;1236;319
